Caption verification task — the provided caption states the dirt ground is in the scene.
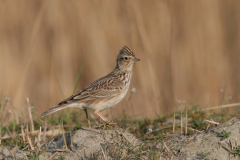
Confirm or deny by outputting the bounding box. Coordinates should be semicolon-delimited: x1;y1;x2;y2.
1;118;240;159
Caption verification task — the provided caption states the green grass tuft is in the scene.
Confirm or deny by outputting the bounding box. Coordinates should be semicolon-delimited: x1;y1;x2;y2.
72;124;82;131
217;130;231;140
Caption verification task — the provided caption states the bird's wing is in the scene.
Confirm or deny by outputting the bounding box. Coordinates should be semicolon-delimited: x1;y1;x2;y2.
57;75;125;105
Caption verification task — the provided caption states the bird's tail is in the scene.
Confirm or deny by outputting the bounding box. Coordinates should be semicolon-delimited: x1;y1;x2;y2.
40;105;68;117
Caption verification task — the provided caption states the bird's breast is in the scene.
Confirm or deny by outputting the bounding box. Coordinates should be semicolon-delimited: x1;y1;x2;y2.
87;83;131;111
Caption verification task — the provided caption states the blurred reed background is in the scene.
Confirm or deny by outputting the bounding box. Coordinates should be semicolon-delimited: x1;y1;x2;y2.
0;1;240;119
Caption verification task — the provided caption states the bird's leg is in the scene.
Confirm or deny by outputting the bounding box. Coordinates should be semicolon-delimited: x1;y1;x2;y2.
96;112;116;125
84;109;91;127
96;112;109;122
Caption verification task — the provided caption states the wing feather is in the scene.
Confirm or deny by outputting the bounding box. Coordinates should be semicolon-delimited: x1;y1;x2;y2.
58;74;125;105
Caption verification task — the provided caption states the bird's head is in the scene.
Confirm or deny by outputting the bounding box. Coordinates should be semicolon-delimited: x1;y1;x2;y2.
116;46;140;71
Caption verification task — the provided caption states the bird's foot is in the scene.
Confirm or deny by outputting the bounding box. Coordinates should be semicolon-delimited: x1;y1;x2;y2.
95;112;117;127
97;121;117;128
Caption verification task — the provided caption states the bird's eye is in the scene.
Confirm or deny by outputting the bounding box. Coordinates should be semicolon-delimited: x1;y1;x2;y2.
124;57;128;60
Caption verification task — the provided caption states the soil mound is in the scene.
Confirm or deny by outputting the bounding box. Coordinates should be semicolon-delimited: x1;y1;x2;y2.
156;117;240;159
39;126;141;159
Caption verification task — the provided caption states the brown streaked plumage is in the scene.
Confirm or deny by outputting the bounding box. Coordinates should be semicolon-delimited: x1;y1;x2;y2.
40;46;140;123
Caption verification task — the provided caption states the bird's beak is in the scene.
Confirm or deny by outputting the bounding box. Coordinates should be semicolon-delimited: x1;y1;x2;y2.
135;57;140;61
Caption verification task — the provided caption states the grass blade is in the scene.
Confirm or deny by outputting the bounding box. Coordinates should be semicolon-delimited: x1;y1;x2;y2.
57;79;65;99
173;112;175;134
185;105;187;135
72;54;87;94
61;118;68;150
26;97;34;133
180;110;182;134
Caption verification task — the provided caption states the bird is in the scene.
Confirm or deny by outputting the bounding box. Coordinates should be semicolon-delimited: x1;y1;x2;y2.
40;46;140;124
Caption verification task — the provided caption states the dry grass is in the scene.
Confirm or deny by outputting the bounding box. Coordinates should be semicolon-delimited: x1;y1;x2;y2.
0;1;240;120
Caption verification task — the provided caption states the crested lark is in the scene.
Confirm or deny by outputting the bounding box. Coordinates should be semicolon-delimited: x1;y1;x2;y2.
40;46;140;123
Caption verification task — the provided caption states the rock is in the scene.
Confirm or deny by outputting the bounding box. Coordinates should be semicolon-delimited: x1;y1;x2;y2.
39;126;141;159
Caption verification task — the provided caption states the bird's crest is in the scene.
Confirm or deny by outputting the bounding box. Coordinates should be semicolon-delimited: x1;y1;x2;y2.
119;46;136;57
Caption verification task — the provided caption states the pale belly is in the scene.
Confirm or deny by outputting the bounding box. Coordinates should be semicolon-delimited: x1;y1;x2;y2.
86;86;129;111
